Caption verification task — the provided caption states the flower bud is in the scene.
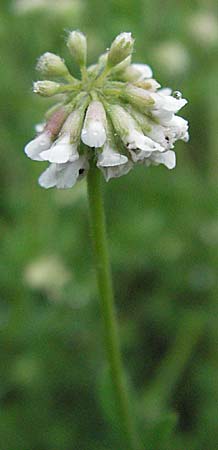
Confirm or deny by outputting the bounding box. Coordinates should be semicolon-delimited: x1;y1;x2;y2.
33;81;61;97
36;52;70;78
110;55;132;76
107;32;134;67
123;85;155;111
67;31;87;67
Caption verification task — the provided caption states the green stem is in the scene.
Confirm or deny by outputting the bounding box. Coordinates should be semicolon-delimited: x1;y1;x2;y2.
87;162;140;450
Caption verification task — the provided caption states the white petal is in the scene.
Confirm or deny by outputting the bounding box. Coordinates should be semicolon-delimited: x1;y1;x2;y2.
24;133;51;161
38;157;89;189
147;150;176;169
101;160;133;181
143;78;161;91
158;87;172;96
81;101;107;148
131;63;153;79
127;130;164;153
81;121;106;148
152;109;174;124
129;148;151;162
57;157;89;188
167;115;189;141
55;163;79;188
38;164;57;188
40;134;79;163
151;92;188;113
97;144;128;167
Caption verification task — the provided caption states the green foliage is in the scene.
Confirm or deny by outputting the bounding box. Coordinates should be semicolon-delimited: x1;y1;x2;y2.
1;0;218;449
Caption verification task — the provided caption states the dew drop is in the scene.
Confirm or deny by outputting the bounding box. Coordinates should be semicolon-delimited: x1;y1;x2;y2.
172;90;182;100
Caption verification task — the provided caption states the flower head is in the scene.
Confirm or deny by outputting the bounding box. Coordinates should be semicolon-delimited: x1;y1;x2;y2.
24;31;189;188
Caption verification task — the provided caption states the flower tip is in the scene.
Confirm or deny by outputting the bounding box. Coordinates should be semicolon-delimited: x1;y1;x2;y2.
107;31;134;67
33;80;61;97
81;123;107;148
36;52;68;78
67;30;87;67
24;133;51;161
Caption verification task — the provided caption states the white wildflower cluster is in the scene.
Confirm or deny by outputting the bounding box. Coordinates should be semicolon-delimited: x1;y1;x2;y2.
24;31;189;189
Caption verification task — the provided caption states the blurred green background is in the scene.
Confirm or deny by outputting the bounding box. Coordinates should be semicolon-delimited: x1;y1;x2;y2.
1;0;218;449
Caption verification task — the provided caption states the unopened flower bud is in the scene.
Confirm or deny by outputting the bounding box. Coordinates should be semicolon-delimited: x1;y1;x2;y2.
107;32;134;67
36;52;70;78
123;85;155;110
67;31;87;67
33;80;61;97
111;55;132;76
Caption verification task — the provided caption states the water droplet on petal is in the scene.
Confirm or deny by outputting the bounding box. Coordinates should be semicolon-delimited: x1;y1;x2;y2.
172;90;182;99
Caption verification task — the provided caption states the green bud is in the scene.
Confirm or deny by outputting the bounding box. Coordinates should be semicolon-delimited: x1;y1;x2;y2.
36;52;69;78
125;105;152;133
33;81;61;97
110;55;132;76
67;31;87;67
107;32;134;68
122;85;155;111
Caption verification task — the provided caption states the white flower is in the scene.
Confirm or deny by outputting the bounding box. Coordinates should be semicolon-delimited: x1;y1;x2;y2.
38;156;89;189
97;143;128;167
24;132;52;161
127;131;163;153
151;92;188;113
146;116;188;149
101;160;133;182
108;105;164;157
151;109;175;125
120;63;153;82
81;100;107;148
145;150;176;169
40;109;84;163
167;116;189;142
131;63;153;79
24;31;189;188
40;134;79;163
158;87;172;96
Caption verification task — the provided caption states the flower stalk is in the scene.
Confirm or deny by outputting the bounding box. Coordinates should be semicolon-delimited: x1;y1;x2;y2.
87;159;141;450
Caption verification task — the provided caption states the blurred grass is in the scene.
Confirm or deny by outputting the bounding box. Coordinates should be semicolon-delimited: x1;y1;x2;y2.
0;0;218;449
